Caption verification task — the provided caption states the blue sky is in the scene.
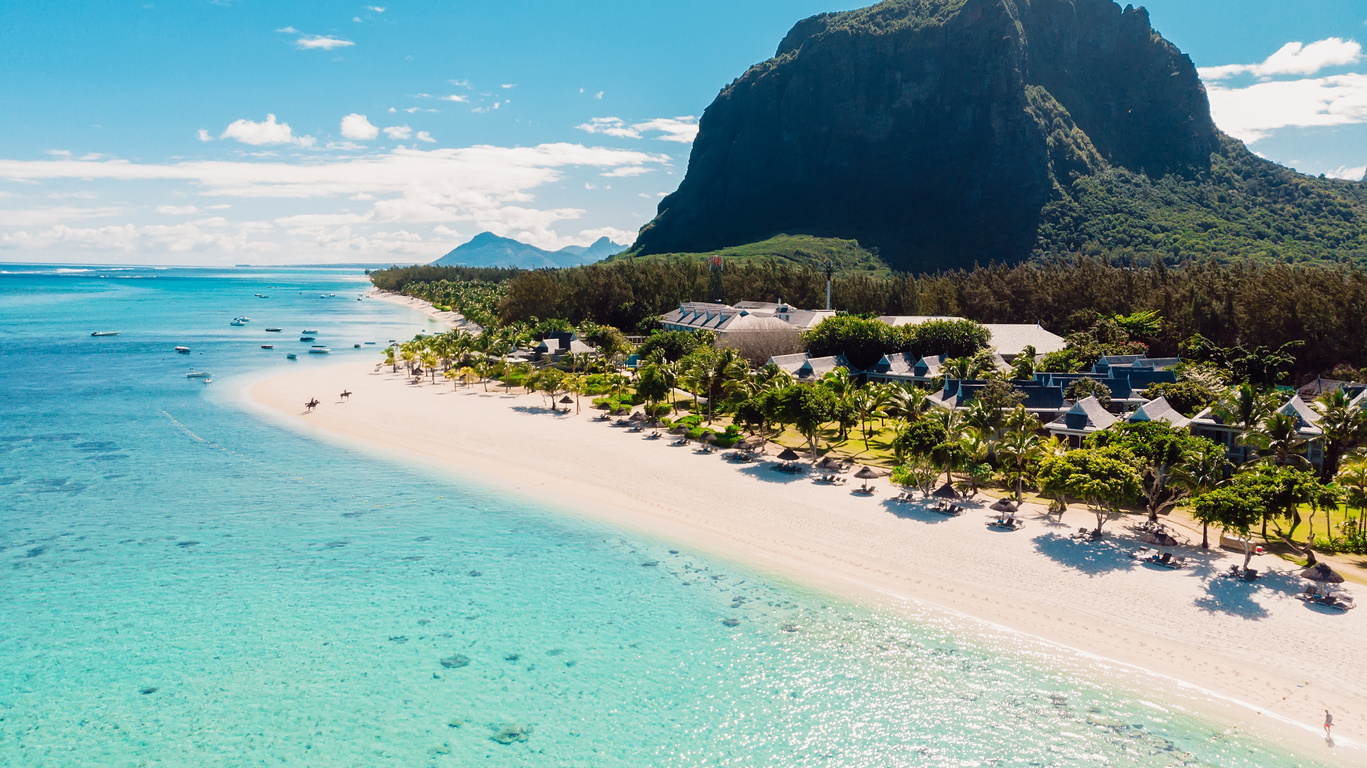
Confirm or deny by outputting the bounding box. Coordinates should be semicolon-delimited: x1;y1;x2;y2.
0;0;1364;265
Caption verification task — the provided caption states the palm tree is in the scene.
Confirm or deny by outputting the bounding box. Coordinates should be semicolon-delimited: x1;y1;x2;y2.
564;373;586;414
458;364;478;388
851;388;887;450
399;342;417;375
931;410;967;489
1337;464;1367;546
997;428;1044;501
1315;389;1367;482
1242;412;1311;468
443;367;461;390
383;346;397;372
421;351;440;384
1215;383;1274;461
1174;443;1233;548
886;384;929;423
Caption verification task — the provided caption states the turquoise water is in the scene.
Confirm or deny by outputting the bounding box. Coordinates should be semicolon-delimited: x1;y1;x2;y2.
0;265;1327;767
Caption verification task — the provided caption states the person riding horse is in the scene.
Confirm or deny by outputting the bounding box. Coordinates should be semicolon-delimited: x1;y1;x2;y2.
340;390;351;401
305;398;320;412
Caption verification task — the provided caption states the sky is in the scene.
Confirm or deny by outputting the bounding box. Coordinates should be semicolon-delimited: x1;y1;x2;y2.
0;0;1364;266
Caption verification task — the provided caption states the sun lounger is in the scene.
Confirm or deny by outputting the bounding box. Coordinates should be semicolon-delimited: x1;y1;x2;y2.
645;432;661;440
1221;564;1258;581
1071;529;1103;542
1161;555;1187;569
987;517;1024;530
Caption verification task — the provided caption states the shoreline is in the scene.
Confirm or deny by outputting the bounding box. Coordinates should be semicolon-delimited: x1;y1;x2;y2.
246;360;1365;764
366;288;479;332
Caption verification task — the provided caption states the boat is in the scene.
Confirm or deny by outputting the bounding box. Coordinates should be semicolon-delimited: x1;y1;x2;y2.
308;346;331;354
301;329;319;334
186;371;211;379
364;341;376;345
299;336;315;342
201;379;212;384
91;331;121;337
265;327;283;332
261;345;274;350
286;353;297;360
255;294;269;298
353;344;361;349
174;346;190;354
230;319;246;326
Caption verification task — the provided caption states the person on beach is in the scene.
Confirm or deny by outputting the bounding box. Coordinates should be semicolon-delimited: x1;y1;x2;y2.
1324;710;1333;737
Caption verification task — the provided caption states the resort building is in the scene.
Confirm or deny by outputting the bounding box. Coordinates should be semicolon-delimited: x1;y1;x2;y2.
1189;394;1328;467
1126;396;1191;429
660;301;832;336
876;316;1068;359
1045;396;1118;446
765;353;851;381
534;332;596;362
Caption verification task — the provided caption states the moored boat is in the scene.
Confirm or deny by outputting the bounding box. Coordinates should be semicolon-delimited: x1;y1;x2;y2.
308;346;330;354
174;346;190;354
186;371;211;379
265;327;283;332
286;353;297;360
261;344;274;349
300;336;315;342
91;331;121;337
301;329;319;334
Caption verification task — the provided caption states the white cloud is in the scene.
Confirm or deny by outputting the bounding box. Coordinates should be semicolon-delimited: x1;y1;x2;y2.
1327;164;1366;180
275;26;298;34
196;129;212;142
1200;38;1363;81
383;125;413;140
220;114;316;147
0;143;668;259
366;5;385;12
1206;73;1367;142
602;166;654;177
502;84;516;89
340;113;379;140
441;94;468;103
295;35;354;51
415;131;435;143
577;115;699;143
156;205;199;215
595;91;604;100
0;206;122;226
449;79;471;88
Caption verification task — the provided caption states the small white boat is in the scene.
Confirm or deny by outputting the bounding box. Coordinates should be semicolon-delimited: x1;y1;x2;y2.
301;329;319;334
91;331;121;337
265;327;283;332
230;319;246;327
308;346;331;354
261;344;274;350
175;346;190;354
201;379;212;384
255;294;269;298
186;371;211;379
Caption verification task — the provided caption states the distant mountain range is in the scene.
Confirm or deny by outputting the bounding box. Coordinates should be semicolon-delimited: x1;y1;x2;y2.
432;232;627;269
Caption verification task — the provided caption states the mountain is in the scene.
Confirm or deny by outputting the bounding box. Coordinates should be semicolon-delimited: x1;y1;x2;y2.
631;0;1367;272
432;232;627;269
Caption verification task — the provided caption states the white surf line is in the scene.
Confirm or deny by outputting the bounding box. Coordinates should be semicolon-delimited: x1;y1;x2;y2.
860;581;1360;752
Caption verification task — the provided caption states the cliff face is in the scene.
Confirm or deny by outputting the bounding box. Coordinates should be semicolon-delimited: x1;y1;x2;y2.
632;0;1220;272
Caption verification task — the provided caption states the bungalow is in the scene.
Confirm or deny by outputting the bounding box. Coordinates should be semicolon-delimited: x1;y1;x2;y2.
763;352;851;381
1045;396;1118;446
534;332;596;362
1126;396;1191;429
1189;394;1326;467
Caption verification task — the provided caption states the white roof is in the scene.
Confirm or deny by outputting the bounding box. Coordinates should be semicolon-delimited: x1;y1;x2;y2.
981;324;1067;356
876;315;963;327
1128;396;1190;428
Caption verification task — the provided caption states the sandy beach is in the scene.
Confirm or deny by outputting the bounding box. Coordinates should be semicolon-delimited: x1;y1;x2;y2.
249;359;1367;763
368;288;478;332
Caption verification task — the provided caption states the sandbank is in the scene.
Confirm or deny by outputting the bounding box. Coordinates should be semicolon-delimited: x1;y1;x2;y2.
248;360;1367;764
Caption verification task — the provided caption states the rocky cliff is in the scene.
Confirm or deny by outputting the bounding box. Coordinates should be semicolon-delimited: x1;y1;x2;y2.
632;0;1224;271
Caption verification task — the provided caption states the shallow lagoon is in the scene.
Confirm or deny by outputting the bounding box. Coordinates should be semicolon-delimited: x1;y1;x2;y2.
0;266;1328;766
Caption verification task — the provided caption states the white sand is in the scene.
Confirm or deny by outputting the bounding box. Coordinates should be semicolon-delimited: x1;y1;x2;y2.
367;288;479;332
249;361;1367;763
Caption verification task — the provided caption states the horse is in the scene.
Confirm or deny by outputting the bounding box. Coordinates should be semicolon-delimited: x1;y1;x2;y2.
305;398;320;412
340;390;352;401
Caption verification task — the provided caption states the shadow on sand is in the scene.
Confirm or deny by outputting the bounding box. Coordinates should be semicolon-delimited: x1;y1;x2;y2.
736;463;810;485
878;498;958;524
1033;532;1137;576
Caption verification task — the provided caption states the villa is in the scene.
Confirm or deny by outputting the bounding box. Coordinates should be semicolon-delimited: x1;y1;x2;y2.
661;300;833;336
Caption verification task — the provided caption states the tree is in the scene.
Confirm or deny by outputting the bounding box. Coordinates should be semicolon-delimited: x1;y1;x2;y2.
1010;346;1037;380
421;351;440;384
1232;465;1318;543
902;319;991;359
1191;487;1263;571
892;417;947;465
637;329;704;363
636;363;671;416
1088;422;1219;523
778;384;837;459
1214;383;1276;434
1142;380;1217;417
383;346;397;372
851;386;890;450
1173;441;1233;548
1038;449;1143;535
997;427;1045;501
581;323;631;364
1338;464;1367;548
1064;378;1112;406
1242;412;1311;468
802;315;899;370
892;457;940;498
1314;389;1367;482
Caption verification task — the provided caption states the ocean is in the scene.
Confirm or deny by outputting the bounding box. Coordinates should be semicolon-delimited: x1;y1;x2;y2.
0;265;1326;766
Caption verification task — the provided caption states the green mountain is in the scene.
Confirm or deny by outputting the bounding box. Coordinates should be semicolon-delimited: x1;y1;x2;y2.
629;0;1367;272
434;232;626;269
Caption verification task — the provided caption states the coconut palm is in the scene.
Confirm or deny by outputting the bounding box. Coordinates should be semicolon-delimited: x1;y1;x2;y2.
1174;442;1233;548
997;428;1045;501
1242;412;1311;468
885;384;930;422
443;367;461;390
383;346;397;372
1314;389;1367;482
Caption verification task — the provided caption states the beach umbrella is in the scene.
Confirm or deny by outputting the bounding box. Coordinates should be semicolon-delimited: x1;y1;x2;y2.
1141;532;1180;548
559;395;573;404
647;418;662;428
989;498;1018;513
630;411;647;422
854;466;880;491
1301;562;1345;584
670;426;689;435
932;483;959;499
777;447;801;462
699;431;717;442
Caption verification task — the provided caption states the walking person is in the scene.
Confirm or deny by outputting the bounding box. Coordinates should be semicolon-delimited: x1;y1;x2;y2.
1324;710;1333;738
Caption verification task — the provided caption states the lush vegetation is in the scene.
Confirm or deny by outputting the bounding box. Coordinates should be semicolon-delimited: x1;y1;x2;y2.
369;264;516;328
608;234;886;274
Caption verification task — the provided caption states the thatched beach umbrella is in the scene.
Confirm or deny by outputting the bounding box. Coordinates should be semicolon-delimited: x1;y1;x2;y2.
989;497;1018;513
854;466;880;491
629;411;647;422
932;483;959;499
1301;563;1345;593
699;431;717;442
1142;531;1180;558
777;447;801;462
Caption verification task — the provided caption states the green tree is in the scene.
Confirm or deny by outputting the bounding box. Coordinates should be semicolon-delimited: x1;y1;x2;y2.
636;363;671;415
637;329;705;363
1173;441;1233;548
1242;412;1311;468
1088;422;1220;523
902;319;991;359
892;417;947;465
1038;449;1143;535
802;315;899;370
1314;389;1367;482
1191;487;1263;571
1064;378;1112;406
779;384;838;459
1142;380;1216;417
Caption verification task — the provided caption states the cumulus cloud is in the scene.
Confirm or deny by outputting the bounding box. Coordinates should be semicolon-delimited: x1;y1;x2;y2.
366;5;385;12
1200;38;1363;81
1327;164;1367;181
196;129;212;142
577;116;699;143
340;113;379;140
415;131;435;143
295;35;354;50
1206;72;1367;142
440;94;468;103
0;143;668;258
383;125;413;140
220;114;316;147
